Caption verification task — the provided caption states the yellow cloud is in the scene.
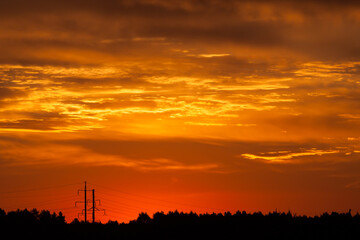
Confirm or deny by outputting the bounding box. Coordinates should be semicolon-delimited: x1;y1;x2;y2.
241;149;339;163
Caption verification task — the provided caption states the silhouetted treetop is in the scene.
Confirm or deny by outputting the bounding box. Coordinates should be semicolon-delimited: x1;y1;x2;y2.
1;208;360;240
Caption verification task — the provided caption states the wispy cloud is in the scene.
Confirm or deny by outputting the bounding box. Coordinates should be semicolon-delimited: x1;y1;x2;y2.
241;149;340;163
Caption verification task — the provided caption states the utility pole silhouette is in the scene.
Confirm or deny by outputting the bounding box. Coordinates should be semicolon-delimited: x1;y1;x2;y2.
76;181;91;222
89;188;105;223
76;181;105;223
85;182;87;222
92;189;95;223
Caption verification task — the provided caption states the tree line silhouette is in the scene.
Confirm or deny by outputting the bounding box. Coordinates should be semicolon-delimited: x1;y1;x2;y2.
1;208;360;239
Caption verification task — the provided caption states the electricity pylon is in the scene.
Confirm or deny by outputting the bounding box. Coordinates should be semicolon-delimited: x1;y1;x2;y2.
76;181;105;223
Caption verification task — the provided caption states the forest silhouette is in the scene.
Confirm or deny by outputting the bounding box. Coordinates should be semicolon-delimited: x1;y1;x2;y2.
1;208;360;239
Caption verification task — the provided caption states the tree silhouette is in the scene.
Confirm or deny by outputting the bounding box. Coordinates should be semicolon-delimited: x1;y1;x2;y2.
1;208;360;240
136;212;151;224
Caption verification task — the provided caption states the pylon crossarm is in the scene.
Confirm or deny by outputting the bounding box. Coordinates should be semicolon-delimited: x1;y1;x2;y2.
75;182;106;223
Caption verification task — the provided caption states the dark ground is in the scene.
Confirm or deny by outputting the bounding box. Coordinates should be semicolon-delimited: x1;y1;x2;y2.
1;208;360;240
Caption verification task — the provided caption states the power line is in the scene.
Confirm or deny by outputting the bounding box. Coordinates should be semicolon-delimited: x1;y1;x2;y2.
98;198;151;213
3;197;78;213
0;182;82;195
0;191;76;200
89;188;105;223
98;192;188;211
46;206;78;212
3;181;229;223
76;181;105;223
106;207;137;216
26;197;76;207
93;184;228;213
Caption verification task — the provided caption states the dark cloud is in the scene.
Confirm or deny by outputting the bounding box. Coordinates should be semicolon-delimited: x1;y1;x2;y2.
58;76;150;87
0;111;94;131
0;87;26;100
0;0;359;17
84;100;157;110
0;0;359;64
0;120;57;130
56;137;339;166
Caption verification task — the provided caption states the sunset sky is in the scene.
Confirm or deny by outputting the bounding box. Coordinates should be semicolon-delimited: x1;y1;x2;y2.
1;0;360;223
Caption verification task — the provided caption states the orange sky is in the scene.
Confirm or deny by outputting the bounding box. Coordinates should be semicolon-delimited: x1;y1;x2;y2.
1;0;360;223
